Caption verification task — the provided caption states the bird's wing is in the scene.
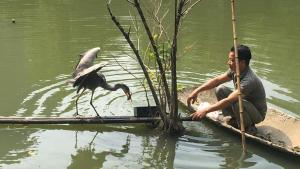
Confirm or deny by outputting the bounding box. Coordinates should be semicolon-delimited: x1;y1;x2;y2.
73;47;101;77
73;53;85;70
73;73;87;88
73;62;109;87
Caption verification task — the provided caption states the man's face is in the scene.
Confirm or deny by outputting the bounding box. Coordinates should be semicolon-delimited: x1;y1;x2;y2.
227;51;236;71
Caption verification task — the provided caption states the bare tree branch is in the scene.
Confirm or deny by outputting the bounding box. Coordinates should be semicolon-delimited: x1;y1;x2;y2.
182;0;203;16
133;0;171;109
146;7;170;44
126;0;134;5
145;0;171;44
107;0;199;133
128;11;140;50
107;3;168;123
112;56;151;106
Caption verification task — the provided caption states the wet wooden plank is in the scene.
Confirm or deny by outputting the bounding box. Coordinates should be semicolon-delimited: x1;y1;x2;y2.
0;116;192;124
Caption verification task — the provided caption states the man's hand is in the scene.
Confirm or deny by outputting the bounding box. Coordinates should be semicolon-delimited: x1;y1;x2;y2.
187;93;197;107
190;107;208;120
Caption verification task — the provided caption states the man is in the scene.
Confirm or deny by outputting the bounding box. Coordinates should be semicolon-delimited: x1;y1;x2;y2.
187;45;267;133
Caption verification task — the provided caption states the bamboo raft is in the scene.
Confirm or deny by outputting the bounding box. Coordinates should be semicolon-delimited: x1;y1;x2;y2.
0;116;192;124
178;87;300;158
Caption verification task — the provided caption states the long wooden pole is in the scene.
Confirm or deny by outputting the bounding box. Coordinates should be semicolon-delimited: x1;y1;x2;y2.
230;0;247;152
0;116;193;125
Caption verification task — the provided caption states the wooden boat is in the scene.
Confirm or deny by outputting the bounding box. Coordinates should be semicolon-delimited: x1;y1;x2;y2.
178;87;300;157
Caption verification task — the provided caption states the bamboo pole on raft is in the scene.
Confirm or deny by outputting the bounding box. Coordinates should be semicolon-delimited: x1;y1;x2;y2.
230;0;247;152
0;116;194;125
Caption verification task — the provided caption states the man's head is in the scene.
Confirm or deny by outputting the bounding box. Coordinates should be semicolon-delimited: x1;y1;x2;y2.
228;44;252;72
231;45;252;66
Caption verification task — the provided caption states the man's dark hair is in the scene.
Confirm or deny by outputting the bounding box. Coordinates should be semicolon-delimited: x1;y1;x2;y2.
230;44;252;66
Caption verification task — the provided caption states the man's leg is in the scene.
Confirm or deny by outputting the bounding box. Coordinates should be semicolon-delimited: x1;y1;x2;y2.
232;100;264;128
216;85;264;130
215;85;235;117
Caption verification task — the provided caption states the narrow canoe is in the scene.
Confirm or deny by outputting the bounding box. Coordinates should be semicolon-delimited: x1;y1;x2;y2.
178;87;300;157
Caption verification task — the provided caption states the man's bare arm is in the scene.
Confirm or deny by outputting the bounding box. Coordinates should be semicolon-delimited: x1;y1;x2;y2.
191;89;240;120
187;73;231;106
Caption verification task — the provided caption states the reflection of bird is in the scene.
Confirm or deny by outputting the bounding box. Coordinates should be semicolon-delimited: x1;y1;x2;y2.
72;47;131;117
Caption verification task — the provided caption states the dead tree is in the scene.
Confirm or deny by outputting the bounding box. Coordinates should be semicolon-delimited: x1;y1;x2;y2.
107;0;202;134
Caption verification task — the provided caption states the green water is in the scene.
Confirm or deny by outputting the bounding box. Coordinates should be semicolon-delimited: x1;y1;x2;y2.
0;0;299;168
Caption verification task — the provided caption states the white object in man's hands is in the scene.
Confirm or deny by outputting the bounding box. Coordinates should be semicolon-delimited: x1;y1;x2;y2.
197;102;222;121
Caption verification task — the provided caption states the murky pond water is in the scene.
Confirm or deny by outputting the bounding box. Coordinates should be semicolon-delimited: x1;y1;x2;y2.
0;0;299;168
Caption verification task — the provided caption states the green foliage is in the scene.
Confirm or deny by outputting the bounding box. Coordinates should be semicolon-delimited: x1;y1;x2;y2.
143;40;171;92
145;41;172;69
177;83;185;91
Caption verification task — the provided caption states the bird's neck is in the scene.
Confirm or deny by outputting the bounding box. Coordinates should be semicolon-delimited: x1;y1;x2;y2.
102;83;119;91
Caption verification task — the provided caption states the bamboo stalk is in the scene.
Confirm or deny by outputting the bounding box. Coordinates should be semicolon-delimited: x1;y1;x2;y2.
0;116;193;125
230;0;247;152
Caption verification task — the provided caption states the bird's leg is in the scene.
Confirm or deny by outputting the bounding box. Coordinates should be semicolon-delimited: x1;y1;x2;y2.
74;88;86;117
90;90;101;118
74;131;78;149
88;132;99;147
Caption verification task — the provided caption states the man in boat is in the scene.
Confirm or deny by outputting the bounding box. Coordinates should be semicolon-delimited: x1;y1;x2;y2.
187;44;267;133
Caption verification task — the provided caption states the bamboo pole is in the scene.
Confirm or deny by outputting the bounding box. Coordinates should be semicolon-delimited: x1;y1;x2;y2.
230;0;247;152
0;116;194;125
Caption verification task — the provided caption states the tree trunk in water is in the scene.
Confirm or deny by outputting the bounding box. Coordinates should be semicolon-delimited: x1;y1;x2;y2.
168;0;185;134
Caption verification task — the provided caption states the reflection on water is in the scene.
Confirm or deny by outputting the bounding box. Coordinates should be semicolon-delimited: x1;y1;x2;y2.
1;0;300;168
0;128;37;166
68;132;131;169
2;123;299;169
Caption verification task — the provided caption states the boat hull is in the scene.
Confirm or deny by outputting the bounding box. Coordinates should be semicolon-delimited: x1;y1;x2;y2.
178;87;300;157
